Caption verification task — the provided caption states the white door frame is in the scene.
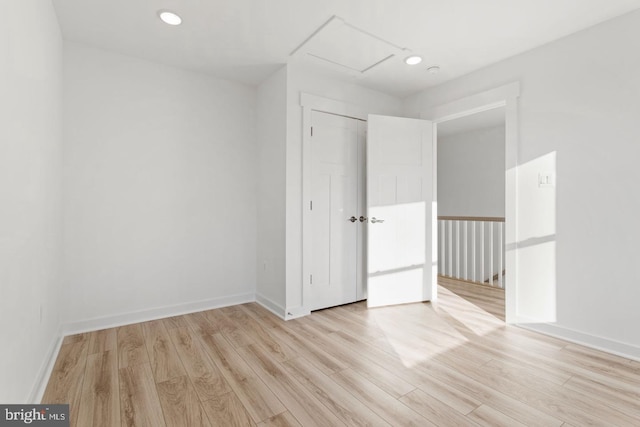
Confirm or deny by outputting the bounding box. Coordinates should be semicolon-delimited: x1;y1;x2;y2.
300;93;367;314
420;82;520;323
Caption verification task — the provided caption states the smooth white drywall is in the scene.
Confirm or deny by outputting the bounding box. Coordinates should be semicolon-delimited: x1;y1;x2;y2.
62;44;257;325
256;66;287;315
438;125;505;217
285;62;403;313
0;0;63;402
405;9;640;351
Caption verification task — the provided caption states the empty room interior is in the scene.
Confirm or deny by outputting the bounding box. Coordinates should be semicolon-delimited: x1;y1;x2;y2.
3;0;640;425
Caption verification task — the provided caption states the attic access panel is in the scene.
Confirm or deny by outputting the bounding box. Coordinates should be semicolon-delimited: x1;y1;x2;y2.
291;16;407;75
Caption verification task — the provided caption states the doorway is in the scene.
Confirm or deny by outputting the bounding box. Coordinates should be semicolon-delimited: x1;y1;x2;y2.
420;82;520;323
436;106;507;320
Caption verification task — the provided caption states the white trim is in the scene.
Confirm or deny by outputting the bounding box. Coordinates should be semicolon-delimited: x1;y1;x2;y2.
62;292;255;335
255;293;286;320
420;83;520;123
284;305;311;320
518;323;640;362
300;92;368;316
301;93;368;121
420;82;520;324
27;325;63;403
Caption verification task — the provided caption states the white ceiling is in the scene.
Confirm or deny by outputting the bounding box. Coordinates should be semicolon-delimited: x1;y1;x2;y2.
52;0;640;98
438;107;505;138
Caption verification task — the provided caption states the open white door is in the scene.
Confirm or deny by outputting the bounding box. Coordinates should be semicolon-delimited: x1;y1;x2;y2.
367;115;435;308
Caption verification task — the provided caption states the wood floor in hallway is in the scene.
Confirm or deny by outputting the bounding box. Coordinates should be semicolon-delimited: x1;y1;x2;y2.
42;281;640;426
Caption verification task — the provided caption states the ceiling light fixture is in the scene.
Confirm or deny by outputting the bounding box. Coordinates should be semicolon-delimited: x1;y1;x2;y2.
404;55;423;65
158;10;182;26
427;65;441;74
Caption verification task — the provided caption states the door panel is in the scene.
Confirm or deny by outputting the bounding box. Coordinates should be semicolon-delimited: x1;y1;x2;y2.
309;111;363;310
367;115;434;308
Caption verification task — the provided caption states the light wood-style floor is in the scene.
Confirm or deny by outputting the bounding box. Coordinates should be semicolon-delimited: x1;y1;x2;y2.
42;281;640;426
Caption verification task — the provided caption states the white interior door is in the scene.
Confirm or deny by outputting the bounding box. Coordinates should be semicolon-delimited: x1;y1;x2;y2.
309;111;365;310
367;114;435;308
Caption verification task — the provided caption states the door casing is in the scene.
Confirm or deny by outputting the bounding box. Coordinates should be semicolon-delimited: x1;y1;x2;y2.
420;82;520;323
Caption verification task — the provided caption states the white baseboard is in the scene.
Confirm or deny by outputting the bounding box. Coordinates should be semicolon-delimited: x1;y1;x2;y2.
255;293;286;319
27;325;63;403
62;292;256;335
518;322;640;362
283;305;311;320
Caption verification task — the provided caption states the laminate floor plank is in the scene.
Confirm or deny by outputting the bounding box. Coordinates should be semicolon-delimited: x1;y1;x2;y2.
184;312;219;336
201;308;255;348
77;350;120;427
266;321;347;376
238;303;283;330
201;392;255;427
168;327;231;401
282;357;390;426
156;375;211;427
41;339;89;427
468;404;528;427
141;320;185;383
563;374;640;418
257;411;301;427
330;369;435;427
62;333;89;346
236;344;343;427
162;315;188;330
312;308;385;341
88;329;116;355
222;307;298;363
119;363;166;427
117;324;148;369
289;321;418;398
417;375;482;416
399;388;481;427
417;359;564;426
473;358;640;426
199;333;285;423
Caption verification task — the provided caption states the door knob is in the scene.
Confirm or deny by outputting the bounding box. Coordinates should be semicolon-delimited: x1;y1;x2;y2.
359;216;367;222
370;217;385;223
348;216;357;223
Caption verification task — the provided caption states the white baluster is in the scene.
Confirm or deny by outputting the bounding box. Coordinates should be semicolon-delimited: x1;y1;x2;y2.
438;221;446;276
480;222;484;285
498;221;503;289
455;221;460;279
472;221;476;282
463;221;468;280
448;220;452;277
489;222;494;286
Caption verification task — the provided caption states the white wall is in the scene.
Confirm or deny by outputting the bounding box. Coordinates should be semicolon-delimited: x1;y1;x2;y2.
285;63;403;314
438;125;505;217
0;0;63;402
256;66;287;315
405;10;640;354
63;44;257;327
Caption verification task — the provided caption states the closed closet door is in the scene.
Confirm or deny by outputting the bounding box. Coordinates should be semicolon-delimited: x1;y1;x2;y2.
309;111;365;311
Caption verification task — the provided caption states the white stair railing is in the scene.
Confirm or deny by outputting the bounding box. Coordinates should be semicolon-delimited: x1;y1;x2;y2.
438;216;505;288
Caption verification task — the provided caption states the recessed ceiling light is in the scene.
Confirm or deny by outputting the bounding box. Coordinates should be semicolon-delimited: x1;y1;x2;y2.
427;66;441;74
404;56;423;65
158;10;182;26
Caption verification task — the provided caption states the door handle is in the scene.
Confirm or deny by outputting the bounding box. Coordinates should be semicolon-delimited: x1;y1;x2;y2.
359;216;367;222
370;217;385;224
348;216;357;223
